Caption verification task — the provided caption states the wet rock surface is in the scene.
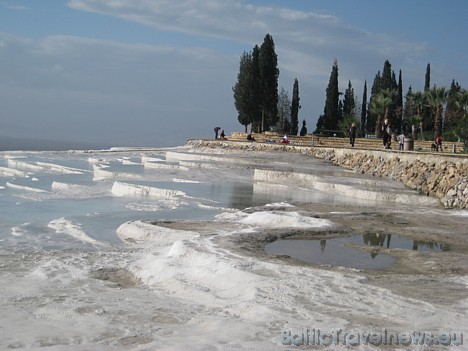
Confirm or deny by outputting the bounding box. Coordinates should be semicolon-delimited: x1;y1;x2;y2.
153;201;468;308
188;140;468;209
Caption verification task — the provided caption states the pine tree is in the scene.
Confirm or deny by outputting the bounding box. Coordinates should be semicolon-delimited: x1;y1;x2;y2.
290;78;300;135
360;81;367;135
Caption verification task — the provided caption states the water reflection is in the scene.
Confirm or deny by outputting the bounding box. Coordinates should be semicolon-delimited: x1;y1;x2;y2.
361;233;450;253
265;234;449;270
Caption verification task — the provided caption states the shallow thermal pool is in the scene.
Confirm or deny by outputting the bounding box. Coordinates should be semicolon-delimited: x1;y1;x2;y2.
265;233;449;270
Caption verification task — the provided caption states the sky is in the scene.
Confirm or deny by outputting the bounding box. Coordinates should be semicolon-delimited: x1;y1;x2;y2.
1;0;467;148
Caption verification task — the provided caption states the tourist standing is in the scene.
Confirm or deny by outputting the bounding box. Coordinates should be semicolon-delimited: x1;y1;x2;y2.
349;122;357;147
382;119;391;149
435;136;443;151
398;132;405;151
214;127;220;139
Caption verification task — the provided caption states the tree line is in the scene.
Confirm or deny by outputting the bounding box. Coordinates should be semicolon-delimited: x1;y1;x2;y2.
233;34;468;148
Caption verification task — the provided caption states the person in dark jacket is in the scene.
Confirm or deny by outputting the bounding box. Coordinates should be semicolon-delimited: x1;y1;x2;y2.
349;122;357;147
214;127;220;139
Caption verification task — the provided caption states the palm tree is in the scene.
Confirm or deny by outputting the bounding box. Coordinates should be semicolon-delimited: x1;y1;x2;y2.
454;89;468;149
454;89;468;116
425;86;448;138
370;89;397;137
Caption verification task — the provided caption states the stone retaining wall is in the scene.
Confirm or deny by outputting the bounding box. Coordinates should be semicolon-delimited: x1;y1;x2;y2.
187;139;468;209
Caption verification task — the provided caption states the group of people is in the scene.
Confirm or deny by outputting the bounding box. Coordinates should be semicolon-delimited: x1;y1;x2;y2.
380;119;405;150
381;119;443;152
217;124;444;152
246;133;289;143
213;127;226;140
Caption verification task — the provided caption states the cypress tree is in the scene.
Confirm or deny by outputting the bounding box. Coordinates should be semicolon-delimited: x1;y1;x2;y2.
371;60;400;130
343;80;356;119
391;71;398;91
367;71;381;133
396;70;403;132
422;63;433;133
259;34;279;132
250;45;262;132
233;46;264;133
315;115;325;133
403;86;413;132
360;80;367;135
371;71;382;95
277;87;291;133
337;100;344;123
290;78;300;135
381;60;393;90
299;120;308;136
318;60;340;131
424;64;431;91
233;51;254;132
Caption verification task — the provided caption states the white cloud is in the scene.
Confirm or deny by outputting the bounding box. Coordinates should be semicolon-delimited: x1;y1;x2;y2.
65;0;428;86
2;0;454;148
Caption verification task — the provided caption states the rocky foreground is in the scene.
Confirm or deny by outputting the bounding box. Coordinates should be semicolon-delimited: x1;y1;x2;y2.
188;139;468;209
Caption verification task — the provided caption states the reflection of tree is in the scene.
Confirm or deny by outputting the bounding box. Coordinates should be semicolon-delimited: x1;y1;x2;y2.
386;234;392;249
320;239;327;254
412;240;449;252
363;233;392;258
363;233;388;247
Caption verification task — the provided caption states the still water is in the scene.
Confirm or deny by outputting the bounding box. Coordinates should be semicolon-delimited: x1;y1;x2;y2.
265;233;449;270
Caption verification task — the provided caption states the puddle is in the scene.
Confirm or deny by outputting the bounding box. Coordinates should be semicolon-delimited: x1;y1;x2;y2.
265;234;449;270
361;233;449;252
